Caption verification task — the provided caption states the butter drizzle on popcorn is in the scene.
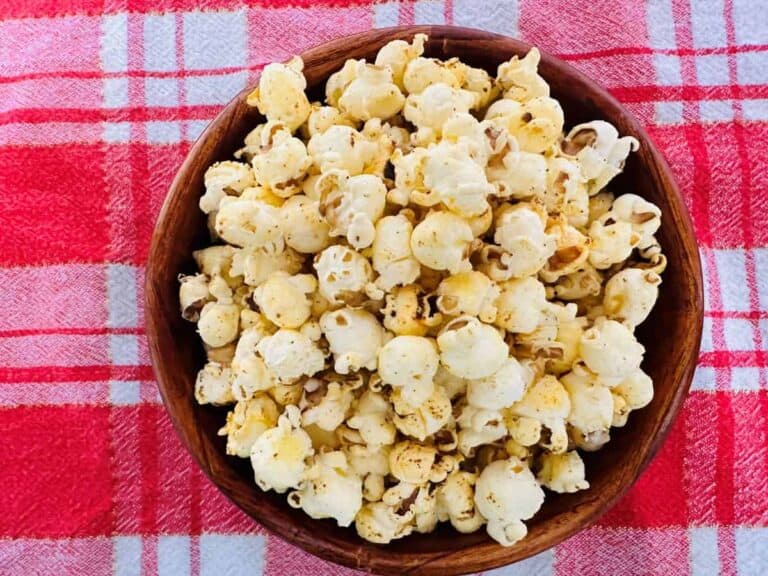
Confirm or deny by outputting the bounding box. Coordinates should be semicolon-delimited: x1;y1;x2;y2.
180;34;665;547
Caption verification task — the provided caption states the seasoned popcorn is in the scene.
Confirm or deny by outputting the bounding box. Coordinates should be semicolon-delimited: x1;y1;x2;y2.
182;36;665;548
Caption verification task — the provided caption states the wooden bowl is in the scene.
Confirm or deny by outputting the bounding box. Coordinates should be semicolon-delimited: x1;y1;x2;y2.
146;25;703;576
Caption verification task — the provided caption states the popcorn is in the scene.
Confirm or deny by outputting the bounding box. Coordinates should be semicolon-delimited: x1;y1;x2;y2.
313;245;375;306
411;212;474;274
494;277;548;334
215;197;283;251
561;364;614;437
303;104;356;139
300;378;356;432
250;406;314;493
198;302;240;348
493;202;556;278
185;36;663;546
336;60;405;121
200;161;255;214
219;394;279;457
560;121;639;194
437;316;508;379
320;308;385;374
457;405;507;455
607;193;662;250
288;450;363;527
179;273;211;321
587;218;640;270
307;125;383;176
392;385;452;441
436;271;499;322
422;142;494;217
579;317;645;381
403;57;463;94
250;123;312;197
372;215;421;291
279;195;331;254
194;362;234;406
403;83;477;138
347;390;396;447
496;48;549;102
536;451;589;493
467;357;530;410
388;441;437;485
474;458;545;546
485;96;564;154
506;375;571;453
253;272;316;329
374;34;427;90
246;57;311;131
230;246;304;287
382;284;441;336
378;335;439;408
256;329;326;383
603;268;661;328
317;169;387;249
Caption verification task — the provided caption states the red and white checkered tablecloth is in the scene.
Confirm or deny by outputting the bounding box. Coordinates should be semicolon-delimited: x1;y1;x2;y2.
0;0;766;574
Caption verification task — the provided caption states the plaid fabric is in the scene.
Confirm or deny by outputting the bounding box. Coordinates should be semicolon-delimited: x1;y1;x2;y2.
0;0;767;574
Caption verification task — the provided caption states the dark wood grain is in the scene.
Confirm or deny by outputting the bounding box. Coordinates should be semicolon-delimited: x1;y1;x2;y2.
145;26;704;576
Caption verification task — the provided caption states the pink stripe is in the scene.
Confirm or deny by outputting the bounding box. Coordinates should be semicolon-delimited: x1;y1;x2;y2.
111;407;144;533
0;77;101;113
0;16;101;75
732;392;768;524
0;381;109;406
684;393;718;523
0;265;107;331
0;537;112;576
0;122;101;145
0;333;108;367
554;527;689;575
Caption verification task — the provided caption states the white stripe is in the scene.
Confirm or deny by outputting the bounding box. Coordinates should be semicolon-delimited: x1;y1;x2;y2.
689;527;719;576
103;77;129;108
158;536;191;576
114;536;142;576
699;100;734;122
730;368;761;392
107;264;139;328
714;249;749;311
0;382;109;406
103;122;131;144
654;101;683;125
732;0;768;45
756;249;768;309
735;527;768;576
701;317;714;352
187;120;211;141
452;0;518;36
701;248;713;312
146;121;182;144
690;0;727;48
742;99;768;121
184;72;248;106
110;381;143;405
200;535;266;576
691;366;716;391
101;14;128;72
143;14;177;72
110;334;139;365
646;0;677;49
653;53;682;85
484;549;553;576
373;1;400;28
414;0;445;24
723;318;754;351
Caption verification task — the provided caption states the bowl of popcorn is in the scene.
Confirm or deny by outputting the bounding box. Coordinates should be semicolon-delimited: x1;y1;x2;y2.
146;26;703;575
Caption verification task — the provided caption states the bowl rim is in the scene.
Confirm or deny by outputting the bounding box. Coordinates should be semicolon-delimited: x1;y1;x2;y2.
146;24;704;575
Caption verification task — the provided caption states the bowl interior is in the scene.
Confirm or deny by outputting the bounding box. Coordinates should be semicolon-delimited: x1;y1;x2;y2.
145;25;703;576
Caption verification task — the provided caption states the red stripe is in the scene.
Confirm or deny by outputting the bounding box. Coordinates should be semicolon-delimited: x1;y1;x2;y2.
556;43;768;61
706;310;768;320
0;65;264;85
698;350;768;368
0;327;144;338
0;105;222;125
443;0;453;25
139;406;160;534
0;365;154;383
610;84;768;103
